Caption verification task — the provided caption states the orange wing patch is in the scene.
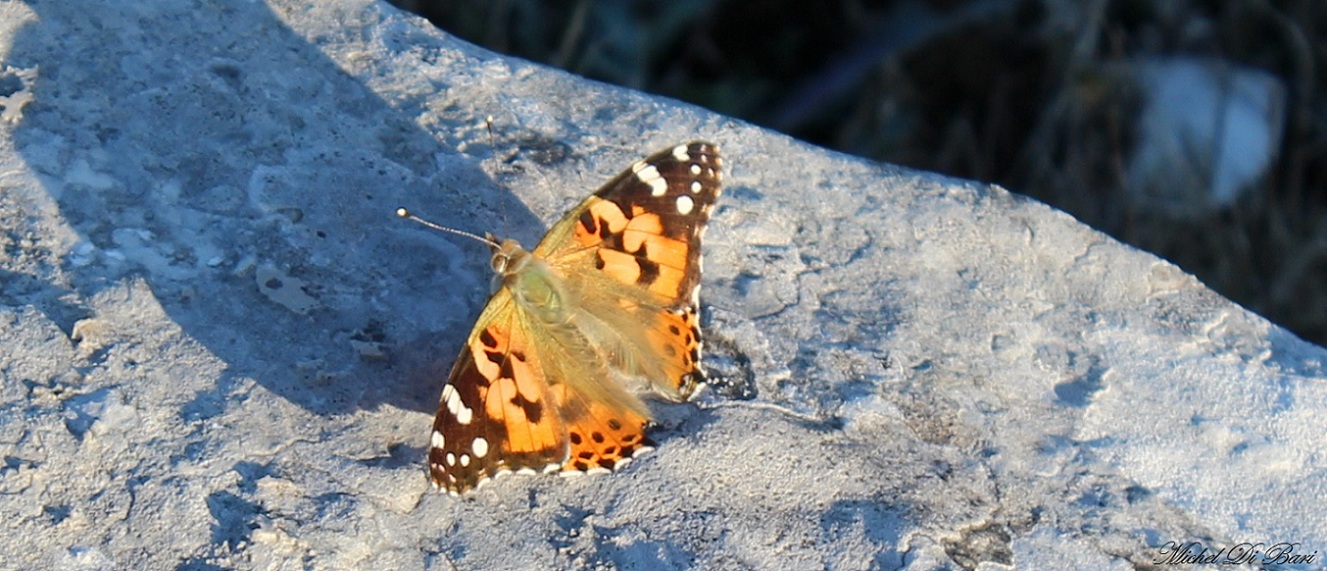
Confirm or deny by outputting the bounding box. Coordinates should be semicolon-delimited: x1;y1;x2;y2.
551;382;654;473
480;343;561;459
574;198;631;247
575;198;695;300
645;308;705;400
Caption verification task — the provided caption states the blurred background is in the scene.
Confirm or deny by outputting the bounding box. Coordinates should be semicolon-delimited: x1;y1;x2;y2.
387;0;1327;347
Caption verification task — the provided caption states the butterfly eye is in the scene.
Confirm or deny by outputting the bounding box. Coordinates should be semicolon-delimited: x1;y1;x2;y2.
490;252;510;273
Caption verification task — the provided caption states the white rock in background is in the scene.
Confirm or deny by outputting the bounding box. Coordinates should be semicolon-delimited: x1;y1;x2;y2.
1128;57;1286;216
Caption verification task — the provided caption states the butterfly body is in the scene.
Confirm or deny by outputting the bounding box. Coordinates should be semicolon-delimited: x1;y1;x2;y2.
428;142;723;494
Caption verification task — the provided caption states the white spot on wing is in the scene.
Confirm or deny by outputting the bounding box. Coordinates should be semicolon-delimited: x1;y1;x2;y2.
445;452;456;466
690;164;701;175
443;384;473;425
636;164;667;197
676;195;695;215
431;430;446;449
472;437;489;458
460;454;471;467
672;144;689;161
690;180;702;193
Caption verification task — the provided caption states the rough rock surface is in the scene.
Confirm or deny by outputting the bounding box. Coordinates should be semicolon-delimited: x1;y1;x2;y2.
0;1;1323;569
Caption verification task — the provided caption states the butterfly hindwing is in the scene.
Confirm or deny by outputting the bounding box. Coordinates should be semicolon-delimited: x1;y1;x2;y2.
550;381;654;473
428;142;722;494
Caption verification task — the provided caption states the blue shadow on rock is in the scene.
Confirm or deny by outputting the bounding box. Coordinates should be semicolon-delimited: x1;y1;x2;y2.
7;0;545;420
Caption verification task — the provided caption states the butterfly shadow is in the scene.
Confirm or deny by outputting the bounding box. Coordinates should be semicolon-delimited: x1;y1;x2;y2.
7;0;546;420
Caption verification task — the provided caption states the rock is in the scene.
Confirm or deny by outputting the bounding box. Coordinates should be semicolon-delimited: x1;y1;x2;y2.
1127;57;1286;217
0;0;1321;569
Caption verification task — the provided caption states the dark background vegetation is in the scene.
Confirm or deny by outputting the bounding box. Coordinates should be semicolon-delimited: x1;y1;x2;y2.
389;0;1327;347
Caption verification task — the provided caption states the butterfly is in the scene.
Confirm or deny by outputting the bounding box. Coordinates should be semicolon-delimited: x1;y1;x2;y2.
419;141;723;495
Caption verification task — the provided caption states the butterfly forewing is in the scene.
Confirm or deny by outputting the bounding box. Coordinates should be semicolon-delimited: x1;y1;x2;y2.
429;142;722;494
428;290;569;491
537;142;723;309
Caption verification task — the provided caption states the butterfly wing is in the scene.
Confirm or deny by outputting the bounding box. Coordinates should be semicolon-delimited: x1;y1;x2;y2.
428;142;722;493
428;286;658;492
535;141;723;400
428;288;570;492
522;142;722;476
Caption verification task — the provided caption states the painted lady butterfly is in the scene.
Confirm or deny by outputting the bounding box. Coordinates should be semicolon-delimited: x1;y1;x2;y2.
412;141;723;495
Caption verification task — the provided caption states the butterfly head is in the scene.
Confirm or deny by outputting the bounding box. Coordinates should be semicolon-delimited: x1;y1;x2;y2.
486;233;531;277
487;233;571;323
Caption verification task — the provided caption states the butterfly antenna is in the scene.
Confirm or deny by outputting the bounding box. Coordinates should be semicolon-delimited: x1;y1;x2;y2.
396;208;501;249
